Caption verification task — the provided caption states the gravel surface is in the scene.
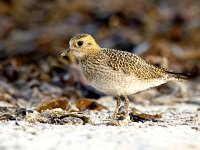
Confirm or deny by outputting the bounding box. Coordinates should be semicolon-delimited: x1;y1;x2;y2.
0;102;200;150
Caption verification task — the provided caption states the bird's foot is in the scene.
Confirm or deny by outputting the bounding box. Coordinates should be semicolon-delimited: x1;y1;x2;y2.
109;113;130;126
118;115;130;126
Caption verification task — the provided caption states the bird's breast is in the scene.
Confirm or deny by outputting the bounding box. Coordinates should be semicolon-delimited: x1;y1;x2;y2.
80;61;137;95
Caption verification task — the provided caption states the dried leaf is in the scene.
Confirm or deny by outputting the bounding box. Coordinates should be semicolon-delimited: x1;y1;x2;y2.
36;98;70;113
57;112;92;124
0;114;15;120
76;98;108;111
58;117;84;125
0;106;30;121
26;108;92;125
42;109;92;125
130;111;162;122
0;106;23;120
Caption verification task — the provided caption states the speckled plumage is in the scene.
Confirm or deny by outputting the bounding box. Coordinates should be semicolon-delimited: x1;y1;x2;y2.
79;48;182;95
61;33;186;126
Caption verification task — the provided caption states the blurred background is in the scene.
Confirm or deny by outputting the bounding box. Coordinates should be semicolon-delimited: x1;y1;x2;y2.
0;0;200;108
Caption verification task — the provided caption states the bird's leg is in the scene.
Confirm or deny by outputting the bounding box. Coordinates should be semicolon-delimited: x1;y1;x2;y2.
110;96;122;125
116;95;130;126
124;95;130;119
111;96;121;120
110;95;131;126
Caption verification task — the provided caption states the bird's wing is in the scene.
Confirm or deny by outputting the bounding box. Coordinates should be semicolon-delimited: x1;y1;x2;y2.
103;49;166;80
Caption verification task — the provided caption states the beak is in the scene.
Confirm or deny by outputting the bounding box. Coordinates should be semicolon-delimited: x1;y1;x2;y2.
61;48;71;57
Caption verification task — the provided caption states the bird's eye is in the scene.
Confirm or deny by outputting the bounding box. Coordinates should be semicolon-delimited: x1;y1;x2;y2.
77;41;83;46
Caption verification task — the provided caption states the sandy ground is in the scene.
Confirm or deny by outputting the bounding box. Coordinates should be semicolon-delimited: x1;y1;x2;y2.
0;121;200;150
0;98;200;150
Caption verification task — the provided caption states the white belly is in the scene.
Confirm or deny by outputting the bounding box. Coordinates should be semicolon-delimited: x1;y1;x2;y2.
89;70;166;96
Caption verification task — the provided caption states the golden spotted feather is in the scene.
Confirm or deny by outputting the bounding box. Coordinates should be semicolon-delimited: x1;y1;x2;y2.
102;48;167;80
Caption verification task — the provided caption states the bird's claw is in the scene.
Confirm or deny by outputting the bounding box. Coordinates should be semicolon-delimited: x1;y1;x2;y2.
109;114;131;126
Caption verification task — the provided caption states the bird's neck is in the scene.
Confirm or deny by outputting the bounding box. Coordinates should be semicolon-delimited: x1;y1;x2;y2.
80;48;100;57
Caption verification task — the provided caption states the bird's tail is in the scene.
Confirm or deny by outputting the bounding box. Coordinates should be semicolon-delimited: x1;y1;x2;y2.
166;71;191;81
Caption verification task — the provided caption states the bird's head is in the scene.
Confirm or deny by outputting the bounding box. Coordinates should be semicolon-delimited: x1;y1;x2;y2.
61;33;100;58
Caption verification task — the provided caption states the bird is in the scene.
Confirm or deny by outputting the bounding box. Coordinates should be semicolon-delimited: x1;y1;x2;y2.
61;33;187;126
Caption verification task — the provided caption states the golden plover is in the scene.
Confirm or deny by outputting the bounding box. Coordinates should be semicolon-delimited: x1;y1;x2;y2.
61;33;187;126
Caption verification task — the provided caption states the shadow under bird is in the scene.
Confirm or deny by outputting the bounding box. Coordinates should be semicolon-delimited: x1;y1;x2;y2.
61;33;188;126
